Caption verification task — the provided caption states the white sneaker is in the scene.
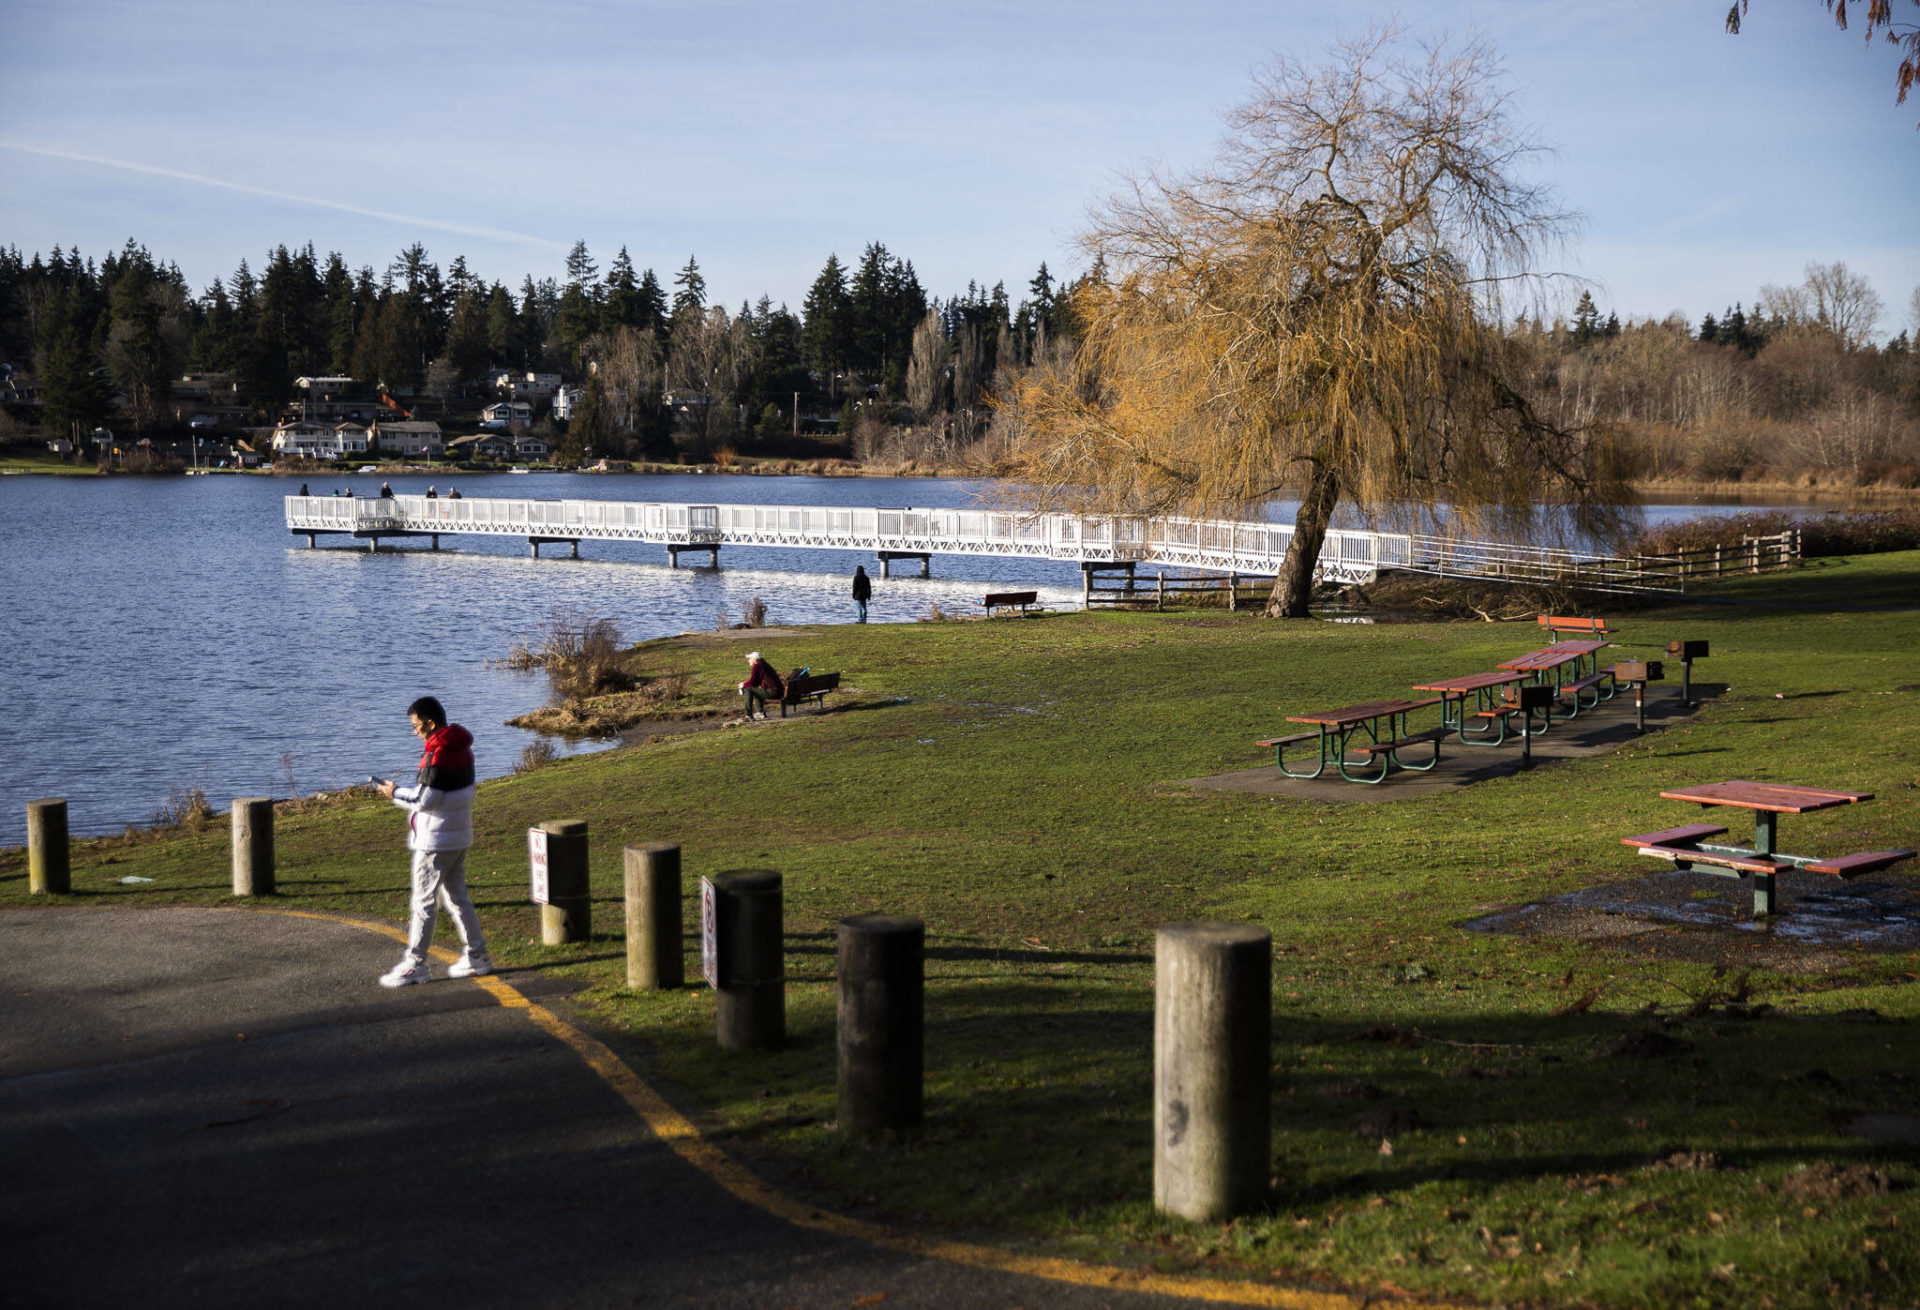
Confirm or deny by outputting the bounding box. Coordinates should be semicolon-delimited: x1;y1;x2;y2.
379;961;431;988
447;956;493;979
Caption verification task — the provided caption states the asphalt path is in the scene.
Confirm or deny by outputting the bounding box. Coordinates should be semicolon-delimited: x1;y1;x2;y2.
0;907;1261;1310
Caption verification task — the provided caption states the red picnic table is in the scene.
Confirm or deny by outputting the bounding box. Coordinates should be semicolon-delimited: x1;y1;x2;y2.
1259;697;1444;785
1622;779;1915;916
1498;640;1616;715
1410;670;1532;745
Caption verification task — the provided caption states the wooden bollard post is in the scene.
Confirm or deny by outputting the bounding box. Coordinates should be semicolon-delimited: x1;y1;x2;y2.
27;798;70;895
710;870;784;1051
624;842;682;989
1154;921;1271;1223
837;915;924;1138
539;819;591;945
230;798;275;896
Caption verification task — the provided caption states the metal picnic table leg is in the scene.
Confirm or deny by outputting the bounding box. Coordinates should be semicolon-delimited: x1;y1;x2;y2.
1334;723;1389;785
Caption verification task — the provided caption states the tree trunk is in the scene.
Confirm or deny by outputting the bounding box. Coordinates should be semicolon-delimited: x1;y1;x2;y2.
1264;460;1340;618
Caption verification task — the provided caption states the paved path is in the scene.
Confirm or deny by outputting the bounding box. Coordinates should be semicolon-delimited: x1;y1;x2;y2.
0;908;1312;1310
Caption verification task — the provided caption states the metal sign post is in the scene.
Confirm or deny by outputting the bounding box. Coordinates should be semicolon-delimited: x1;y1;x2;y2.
528;827;550;905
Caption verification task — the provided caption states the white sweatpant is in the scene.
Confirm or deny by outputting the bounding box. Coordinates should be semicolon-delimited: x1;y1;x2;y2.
404;847;489;967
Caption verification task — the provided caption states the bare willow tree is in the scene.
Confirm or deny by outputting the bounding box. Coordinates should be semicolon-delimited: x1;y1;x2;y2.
1004;28;1637;617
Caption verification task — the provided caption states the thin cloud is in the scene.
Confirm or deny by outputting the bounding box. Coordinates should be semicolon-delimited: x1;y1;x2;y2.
1;141;568;251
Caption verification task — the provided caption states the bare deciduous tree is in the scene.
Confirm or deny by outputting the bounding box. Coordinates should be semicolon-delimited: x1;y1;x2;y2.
905;309;949;419
1003;27;1635;617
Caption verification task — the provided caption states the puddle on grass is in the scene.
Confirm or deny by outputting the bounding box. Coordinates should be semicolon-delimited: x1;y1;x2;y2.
1463;868;1920;962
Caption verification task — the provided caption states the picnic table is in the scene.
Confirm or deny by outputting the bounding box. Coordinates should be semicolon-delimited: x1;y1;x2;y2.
1410;670;1532;745
1623;778;1916;916
1260;697;1444;785
1499;640;1615;714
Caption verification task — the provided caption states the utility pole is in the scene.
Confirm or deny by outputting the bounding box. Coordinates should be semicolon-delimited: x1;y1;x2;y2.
792;391;799;439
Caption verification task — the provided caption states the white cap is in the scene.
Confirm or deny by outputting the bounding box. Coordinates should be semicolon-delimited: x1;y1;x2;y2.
746;651;761;661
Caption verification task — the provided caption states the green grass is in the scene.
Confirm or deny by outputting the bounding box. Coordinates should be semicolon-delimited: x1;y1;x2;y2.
6;558;1919;1307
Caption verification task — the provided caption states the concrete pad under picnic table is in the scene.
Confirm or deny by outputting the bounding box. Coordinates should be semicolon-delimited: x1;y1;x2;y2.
1183;686;1706;804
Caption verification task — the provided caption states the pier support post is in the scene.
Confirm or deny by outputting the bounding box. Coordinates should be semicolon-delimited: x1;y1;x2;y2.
1154;920;1270;1223
539;819;591;945
711;870;784;1051
231;798;275;897
837;914;924;1138
624;842;683;990
27;798;70;895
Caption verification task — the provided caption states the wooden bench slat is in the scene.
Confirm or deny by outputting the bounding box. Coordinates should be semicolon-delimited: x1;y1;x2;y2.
1559;672;1610;694
1635;844;1779;874
1622;823;1729;849
1802;849;1917;877
1256;732;1319;748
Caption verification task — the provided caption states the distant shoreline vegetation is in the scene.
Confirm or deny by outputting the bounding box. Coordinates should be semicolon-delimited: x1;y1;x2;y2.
1;240;1915;491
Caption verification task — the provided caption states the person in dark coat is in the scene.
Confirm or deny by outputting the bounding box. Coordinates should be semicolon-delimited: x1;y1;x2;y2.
851;565;872;623
738;651;785;720
379;481;393;498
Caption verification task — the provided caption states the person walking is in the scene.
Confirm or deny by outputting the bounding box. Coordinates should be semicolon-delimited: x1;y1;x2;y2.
851;565;872;623
738;651;785;720
375;696;492;987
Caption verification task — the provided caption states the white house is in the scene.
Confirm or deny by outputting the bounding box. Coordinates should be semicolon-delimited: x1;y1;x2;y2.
500;372;562;400
271;420;369;459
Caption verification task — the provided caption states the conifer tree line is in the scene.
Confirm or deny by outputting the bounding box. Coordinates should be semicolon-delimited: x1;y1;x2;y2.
0;237;1088;462
1;237;1916;483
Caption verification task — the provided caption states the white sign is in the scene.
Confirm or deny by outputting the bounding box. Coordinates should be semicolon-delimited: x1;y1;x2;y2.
528;828;550;905
700;876;718;988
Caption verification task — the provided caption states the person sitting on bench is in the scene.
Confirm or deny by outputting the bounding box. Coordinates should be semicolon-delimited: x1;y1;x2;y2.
739;651;785;720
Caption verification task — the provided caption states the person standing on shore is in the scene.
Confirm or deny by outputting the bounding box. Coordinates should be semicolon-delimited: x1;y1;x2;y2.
851;565;872;623
375;696;492;987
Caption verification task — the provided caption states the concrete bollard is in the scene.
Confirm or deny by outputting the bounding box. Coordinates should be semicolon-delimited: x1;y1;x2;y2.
836;915;924;1138
710;870;784;1051
27;798;70;896
1154;920;1271;1223
624;842;683;989
539;819;591;945
230;798;275;897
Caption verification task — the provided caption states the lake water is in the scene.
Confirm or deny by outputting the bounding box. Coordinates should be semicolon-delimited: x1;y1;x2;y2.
0;471;1780;846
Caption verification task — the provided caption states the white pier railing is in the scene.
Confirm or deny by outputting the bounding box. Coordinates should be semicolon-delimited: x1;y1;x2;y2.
285;495;1695;593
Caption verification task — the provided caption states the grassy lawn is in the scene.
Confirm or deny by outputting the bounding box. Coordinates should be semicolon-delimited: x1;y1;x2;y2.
6;555;1918;1307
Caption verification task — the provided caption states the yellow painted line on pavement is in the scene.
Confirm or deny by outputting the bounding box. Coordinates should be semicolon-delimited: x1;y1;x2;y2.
252;905;1453;1310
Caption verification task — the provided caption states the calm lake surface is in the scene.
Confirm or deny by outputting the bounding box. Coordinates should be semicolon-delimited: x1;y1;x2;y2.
0;471;1779;846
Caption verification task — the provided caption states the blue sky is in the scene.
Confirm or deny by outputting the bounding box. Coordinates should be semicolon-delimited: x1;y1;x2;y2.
4;0;1915;337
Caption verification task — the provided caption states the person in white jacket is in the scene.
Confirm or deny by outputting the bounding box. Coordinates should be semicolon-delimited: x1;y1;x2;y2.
375;696;492;988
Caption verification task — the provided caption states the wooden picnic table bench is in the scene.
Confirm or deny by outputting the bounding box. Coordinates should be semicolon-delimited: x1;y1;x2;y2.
1500;640;1616;713
1260;697;1444;785
778;672;840;716
1624;780;1916;916
980;590;1040;615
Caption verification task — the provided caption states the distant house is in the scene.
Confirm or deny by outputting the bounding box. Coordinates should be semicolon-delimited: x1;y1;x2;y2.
479;401;533;432
271;420;369;460
499;372;562;401
448;432;514;461
46;438;72;455
371;420;444;458
553;383;582;422
513;436;552;461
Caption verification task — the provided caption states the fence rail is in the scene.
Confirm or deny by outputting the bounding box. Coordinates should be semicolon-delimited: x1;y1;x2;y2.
284;496;1797;596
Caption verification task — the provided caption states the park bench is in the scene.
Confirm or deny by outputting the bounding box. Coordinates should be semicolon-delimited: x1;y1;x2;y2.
1538;615;1611;638
980;590;1040;615
1622;823;1777;874
1802;849;1916;876
778;672;840;716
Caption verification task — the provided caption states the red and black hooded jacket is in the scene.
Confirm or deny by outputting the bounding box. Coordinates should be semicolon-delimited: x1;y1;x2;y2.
417;724;476;792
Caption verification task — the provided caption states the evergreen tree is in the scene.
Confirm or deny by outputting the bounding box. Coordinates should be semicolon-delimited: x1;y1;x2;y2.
670;255;707;338
1572;290;1600;344
604;247;641;329
800;253;853;393
634;267;668;337
41;326;112;438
